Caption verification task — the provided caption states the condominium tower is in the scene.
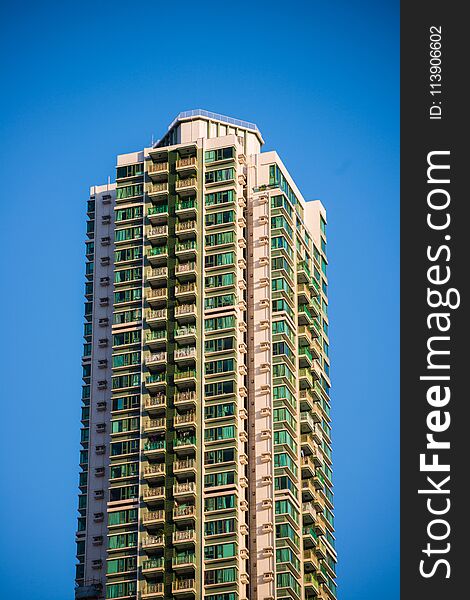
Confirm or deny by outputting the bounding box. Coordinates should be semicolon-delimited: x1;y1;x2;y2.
76;110;337;600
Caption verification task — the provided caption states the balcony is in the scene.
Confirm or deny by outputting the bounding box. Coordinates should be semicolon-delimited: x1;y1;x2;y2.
147;161;169;181
174;390;197;408
301;455;316;478
176;261;197;281
144;393;166;415
173;504;196;522
141;582;164;599
147;246;168;266
142;485;165;504
304;572;320;596
147;204;169;224
174;370;197;388
297;260;311;284
175;304;196;323
141;535;164;552
301;433;317;456
146;308;167;327
143;417;166;433
175;240;197;260
174;411;196;428
173;552;196;571
298;325;314;347
176;157;197;173
302;477;317;502
146;266;168;286
298;305;314;326
174;458;197;477
172;528;196;546
299;346;314;368
145;373;166;393
145;351;167;370
146;329;167;350
142;463;166;482
173;482;196;501
299;368;313;389
297;283;312;304
174;435;197;456
143;439;166;459
175;326;197;344
142;509;165;527
174;346;196;365
300;411;316;433
176;219;197;239
172;578;196;596
142;556;165;576
302;502;317;525
303;525;318;549
304;548;320;571
147;182;169;199
147;225;168;242
175;283;197;301
299;389;315;412
176;178;197;197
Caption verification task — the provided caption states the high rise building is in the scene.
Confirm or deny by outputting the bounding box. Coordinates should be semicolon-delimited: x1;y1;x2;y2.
76;110;337;600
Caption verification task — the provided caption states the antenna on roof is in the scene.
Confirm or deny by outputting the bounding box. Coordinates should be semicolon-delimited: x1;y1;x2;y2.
107;176;111;189
151;133;154;146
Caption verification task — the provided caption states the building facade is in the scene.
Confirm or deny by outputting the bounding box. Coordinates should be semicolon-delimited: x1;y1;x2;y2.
76;110;337;600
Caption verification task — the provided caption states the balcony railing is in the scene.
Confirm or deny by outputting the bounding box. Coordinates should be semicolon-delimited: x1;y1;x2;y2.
174;411;196;425
173;529;196;542
173;482;196;495
174;347;196;360
141;582;164;596
173;505;196;519
176;219;197;233
176;157;197;170
145;352;167;365
174;458;196;472
147;182;169;195
172;579;195;592
142;557;164;570
174;369;197;381
141;535;164;548
176;179;197;191
148;162;168;174
148;204;169;216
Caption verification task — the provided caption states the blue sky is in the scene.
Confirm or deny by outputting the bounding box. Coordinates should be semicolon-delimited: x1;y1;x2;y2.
0;1;399;598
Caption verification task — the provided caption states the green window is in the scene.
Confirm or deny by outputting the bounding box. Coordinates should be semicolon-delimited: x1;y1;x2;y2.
271;215;293;238
204;518;235;536
115;205;143;222
204;294;235;310
275;499;299;524
273;452;298;477
276;523;299;546
114;226;142;242
271;194;293;217
272;299;294;320
204;380;235;398
205;337;234;353
204;495;235;512
113;330;141;346
204;471;235;488
205;147;235;163
110;462;139;479
115;247;143;263
204;542;236;560
112;351;141;368
273;408;296;430
276;547;300;571
111;417;139;434
116;183;143;200
112;394;140;411
205;230;235;247
205;168;235;184
205;315;235;332
110;440;139;456
205;210;235;227
205;252;235;268
205;425;235;442
205;189;235;207
114;287;142;304
204;402;235;420
205;272;234;289
108;532;137;550
204;448;235;465
271;235;293;258
106;582;137;599
204;567;237;585
116;163;144;179
274;429;297;452
106;556;137;575
108;509;138;526
276;573;300;596
205;359;235;375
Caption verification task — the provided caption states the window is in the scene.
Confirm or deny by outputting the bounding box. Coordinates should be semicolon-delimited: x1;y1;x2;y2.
205;315;236;332
112;395;140;412
204;402;235;420
116;183;143;200
110;440;139;456
205;189;235;207
205;448;235;465
205;273;234;289
115;205;143;222
274;429;297;452
204;542;236;560
204;494;235;512
275;499;299;524
106;582;137;599
276;573;300;597
108;509;138;526
114;287;142;304
204;380;235;398
110;463;138;480
205;252;235;269
111;373;140;390
116;163;144;179
106;556;136;575
205;294;235;310
205;147;235;163
271;215;293;238
276;523;299;546
205;359;235;375
111;417;139;434
113;331;141;346
114;226;142;242
204;518;235;536
113;308;141;325
272;342;295;362
205;425;235;442
205;337;234;353
271;236;293;258
272;256;294;278
205;231;235;247
273;408;296;430
205;168;235;185
271;194;293;218
204;568;237;585
272;362;295;386
205;210;235;227
204;471;235;488
275;475;297;493
115;247;142;263
272;299;294;320
108;532;137;550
